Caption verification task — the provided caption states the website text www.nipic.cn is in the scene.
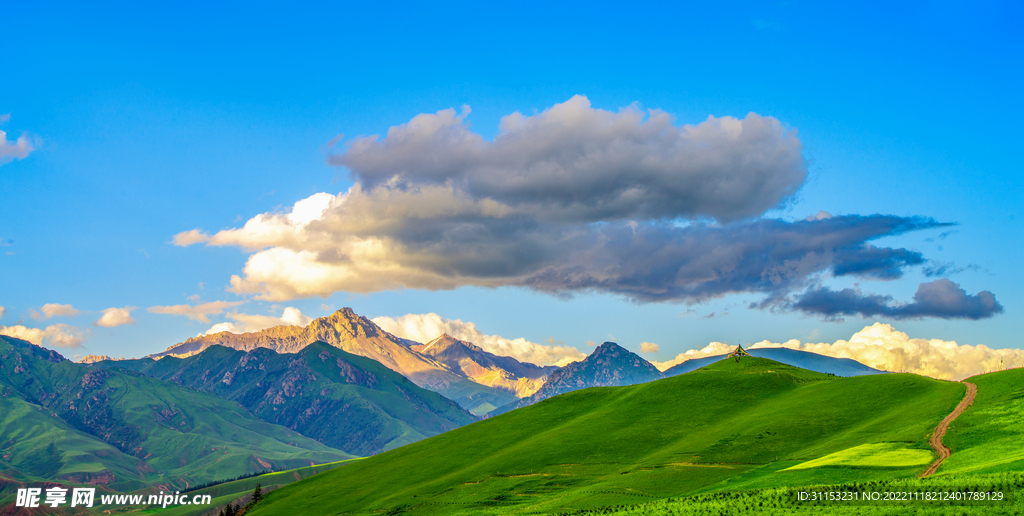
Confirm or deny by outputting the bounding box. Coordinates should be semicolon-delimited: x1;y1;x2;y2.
15;487;212;509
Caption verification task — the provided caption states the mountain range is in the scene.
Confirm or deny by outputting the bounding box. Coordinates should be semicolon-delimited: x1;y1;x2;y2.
0;335;351;492
489;342;662;416
153;308;527;415
412;334;556;398
92;342;476;456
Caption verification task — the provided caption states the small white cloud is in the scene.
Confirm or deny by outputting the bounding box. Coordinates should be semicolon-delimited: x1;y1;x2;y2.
201;307;312;335
652;341;737;370
172;229;211;247
0;306;6;320
0;128;37;165
203;322;239;335
372;312;585;366
95;306;136;327
31;303;81;320
148;301;242;323
640;342;660;353
0;324;85;348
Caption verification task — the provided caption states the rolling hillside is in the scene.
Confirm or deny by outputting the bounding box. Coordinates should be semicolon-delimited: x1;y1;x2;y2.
663;347;884;377
248;357;963;516
0;336;352;494
92;342;477;455
938;367;1024;475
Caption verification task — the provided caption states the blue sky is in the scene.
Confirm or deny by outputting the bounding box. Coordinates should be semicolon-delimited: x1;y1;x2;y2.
1;0;1021;365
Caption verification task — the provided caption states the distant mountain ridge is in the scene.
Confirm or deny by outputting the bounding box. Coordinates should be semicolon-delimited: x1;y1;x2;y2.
94;342;476;456
413;334;557;398
663;347;885;377
490;342;662;416
155;308;519;414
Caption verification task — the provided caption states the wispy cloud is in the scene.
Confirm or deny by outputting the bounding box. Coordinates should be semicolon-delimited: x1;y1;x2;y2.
30;303;81;320
148;301;242;323
202;306;312;335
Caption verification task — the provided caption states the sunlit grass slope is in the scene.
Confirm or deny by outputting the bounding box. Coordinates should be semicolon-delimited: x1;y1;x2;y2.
249;357;963;516
941;367;1024;475
139;459;362;516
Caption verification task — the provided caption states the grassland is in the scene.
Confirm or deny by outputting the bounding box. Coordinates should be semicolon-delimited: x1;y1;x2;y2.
247;357;964;516
939;367;1024;476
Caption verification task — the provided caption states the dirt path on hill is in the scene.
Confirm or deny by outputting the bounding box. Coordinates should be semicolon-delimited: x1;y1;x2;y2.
920;381;977;477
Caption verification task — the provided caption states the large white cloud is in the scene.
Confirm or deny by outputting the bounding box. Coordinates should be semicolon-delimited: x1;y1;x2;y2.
30;303;81;320
0;324;85;348
655;323;1023;381
202;307;312;335
148;301;242;323
95;306;136;327
173;97;996;319
371;312;584;366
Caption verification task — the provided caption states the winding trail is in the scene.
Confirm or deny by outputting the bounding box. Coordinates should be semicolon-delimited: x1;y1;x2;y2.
920;381;977;478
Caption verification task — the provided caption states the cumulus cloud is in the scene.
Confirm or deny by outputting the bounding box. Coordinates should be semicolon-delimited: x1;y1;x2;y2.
788;279;1003;321
0;306;5;320
371;312;584;366
652;341;737;370
640;342;660;353
30;303;81;320
209;188;945;303
334;95;807;224
655;323;1022;380
203;322;239;335
95;307;136;327
0;324;85;348
148;301;242;323
202;307;312;335
176;97;996;320
748;323;1024;380
0;128;37;165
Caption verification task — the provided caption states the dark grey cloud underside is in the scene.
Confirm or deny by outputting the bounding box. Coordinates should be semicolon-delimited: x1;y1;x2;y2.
512;215;950;303
790;278;1003;320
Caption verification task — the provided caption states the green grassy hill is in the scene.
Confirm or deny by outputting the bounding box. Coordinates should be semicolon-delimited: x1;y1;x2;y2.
938;367;1024;476
247;357;964;516
93;342;477;455
0;335;353;496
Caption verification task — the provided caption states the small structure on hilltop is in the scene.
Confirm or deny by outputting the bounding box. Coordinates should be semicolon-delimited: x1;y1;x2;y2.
727;344;751;363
